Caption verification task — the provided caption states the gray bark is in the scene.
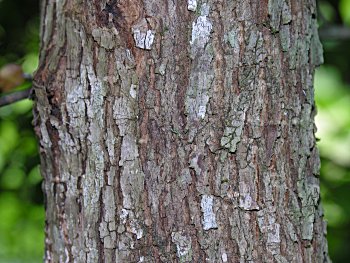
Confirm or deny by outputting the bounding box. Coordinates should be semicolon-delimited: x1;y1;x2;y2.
34;0;330;262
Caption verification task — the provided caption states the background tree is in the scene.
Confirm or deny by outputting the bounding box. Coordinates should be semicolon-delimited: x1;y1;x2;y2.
33;0;330;262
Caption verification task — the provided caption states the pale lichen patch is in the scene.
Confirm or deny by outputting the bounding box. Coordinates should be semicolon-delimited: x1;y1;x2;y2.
198;105;206;119
188;0;197;12
220;111;246;153
190;3;212;50
238;167;260;211
120;161;145;210
189;154;202;175
257;212;281;245
226;29;240;53
282;1;292;24
178;168;192;189
92;27;120;49
40;122;52;148
119;209;129;224
113;97;136;136
267;221;280;243
268;0;284;32
118;208;143;240
129;218;143;239
129;84;137;99
201;195;218;230
280;25;290;52
132;19;155;50
105;130;117;163
99;220;116;249
119;135;139;166
133;29;155;50
171;231;192;261
185;73;213;124
158;59;167;75
298;177;320;240
239;193;254;210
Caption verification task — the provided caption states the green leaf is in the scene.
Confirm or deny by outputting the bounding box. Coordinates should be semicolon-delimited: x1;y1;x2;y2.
1;167;25;190
339;0;350;25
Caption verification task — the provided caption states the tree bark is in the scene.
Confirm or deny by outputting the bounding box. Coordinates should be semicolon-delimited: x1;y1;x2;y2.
34;0;330;262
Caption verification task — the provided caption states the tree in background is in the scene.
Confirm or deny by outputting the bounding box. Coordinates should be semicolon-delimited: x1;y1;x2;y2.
33;0;330;262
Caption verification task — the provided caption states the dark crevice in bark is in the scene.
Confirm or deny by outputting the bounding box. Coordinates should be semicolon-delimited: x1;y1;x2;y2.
97;189;105;262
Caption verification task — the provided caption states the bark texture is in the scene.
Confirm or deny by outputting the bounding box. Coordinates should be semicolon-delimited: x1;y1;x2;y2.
34;0;330;262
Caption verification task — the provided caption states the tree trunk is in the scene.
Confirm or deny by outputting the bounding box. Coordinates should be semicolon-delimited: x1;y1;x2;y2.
33;0;330;262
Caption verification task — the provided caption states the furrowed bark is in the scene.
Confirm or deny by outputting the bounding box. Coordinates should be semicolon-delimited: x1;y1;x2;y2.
34;0;330;262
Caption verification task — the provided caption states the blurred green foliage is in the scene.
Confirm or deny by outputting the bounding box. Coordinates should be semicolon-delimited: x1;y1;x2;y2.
316;1;350;262
340;0;350;25
0;0;43;262
0;0;350;262
315;66;350;263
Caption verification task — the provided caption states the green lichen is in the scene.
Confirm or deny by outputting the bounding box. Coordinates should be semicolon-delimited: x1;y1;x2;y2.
268;0;284;32
281;1;292;25
227;30;238;49
279;26;290;52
